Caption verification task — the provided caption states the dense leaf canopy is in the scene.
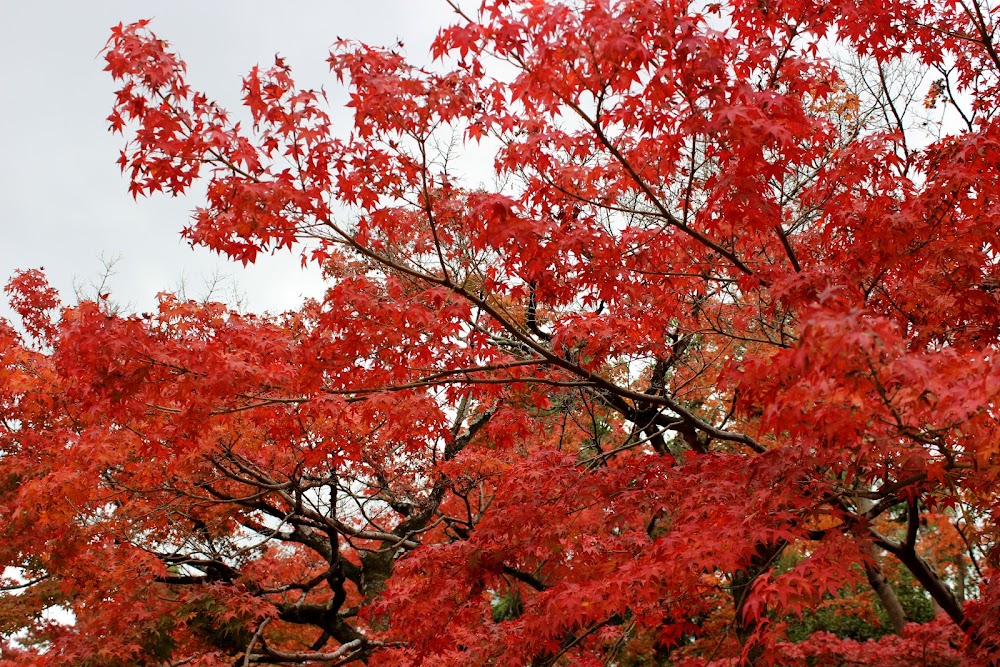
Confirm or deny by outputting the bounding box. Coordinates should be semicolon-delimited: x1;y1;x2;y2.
3;0;1000;665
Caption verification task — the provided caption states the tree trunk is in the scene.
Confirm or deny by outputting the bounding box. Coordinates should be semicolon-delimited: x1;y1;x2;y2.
862;542;908;633
857;498;907;633
731;541;786;664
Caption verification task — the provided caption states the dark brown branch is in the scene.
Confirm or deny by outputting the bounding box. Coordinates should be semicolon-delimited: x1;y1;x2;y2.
873;500;969;632
501;564;548;592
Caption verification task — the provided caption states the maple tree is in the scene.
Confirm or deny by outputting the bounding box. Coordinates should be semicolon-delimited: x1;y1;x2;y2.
3;0;1000;664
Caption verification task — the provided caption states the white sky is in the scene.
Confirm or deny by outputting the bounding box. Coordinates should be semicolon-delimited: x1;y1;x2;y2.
0;1;460;316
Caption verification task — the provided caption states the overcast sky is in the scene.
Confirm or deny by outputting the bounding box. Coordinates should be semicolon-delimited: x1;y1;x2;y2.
0;1;460;317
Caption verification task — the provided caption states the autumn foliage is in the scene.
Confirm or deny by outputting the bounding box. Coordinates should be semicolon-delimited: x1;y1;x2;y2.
4;0;1000;664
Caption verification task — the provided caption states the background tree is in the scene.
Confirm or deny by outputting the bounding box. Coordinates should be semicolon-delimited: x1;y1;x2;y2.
2;0;1000;665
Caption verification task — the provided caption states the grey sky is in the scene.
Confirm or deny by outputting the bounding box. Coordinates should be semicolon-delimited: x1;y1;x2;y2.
0;1;459;317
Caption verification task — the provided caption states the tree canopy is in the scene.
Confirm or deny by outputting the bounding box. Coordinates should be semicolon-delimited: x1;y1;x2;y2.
3;0;1000;665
